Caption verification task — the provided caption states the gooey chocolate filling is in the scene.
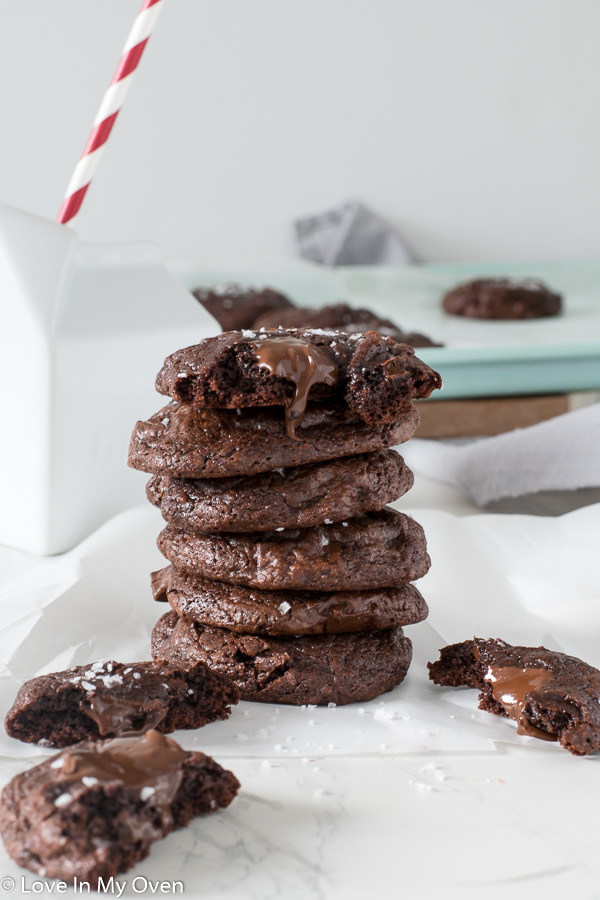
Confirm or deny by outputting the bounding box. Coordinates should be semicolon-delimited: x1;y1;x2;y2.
484;664;556;741
250;336;338;438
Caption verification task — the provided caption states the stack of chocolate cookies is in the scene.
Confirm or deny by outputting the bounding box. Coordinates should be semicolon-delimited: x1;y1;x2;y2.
129;329;441;706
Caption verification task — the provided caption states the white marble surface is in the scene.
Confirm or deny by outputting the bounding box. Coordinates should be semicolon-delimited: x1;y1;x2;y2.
1;479;599;899
1;747;598;899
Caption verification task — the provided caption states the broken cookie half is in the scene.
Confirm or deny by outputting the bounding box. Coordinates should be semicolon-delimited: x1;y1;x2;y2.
428;638;600;756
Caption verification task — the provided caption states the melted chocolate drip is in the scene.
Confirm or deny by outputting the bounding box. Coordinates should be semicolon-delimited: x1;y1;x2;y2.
50;731;190;838
56;730;188;791
57;731;190;819
486;665;556;740
86;692;166;737
250;336;338;438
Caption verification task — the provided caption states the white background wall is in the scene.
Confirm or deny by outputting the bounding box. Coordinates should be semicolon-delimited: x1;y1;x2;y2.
1;0;599;267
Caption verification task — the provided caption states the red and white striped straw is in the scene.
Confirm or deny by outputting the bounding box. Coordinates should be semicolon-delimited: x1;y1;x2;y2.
57;0;165;226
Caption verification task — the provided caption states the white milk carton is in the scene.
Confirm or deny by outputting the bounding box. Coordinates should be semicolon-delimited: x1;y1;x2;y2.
0;205;218;555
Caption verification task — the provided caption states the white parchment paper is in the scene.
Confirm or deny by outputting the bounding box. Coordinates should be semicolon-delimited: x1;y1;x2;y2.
1;503;599;760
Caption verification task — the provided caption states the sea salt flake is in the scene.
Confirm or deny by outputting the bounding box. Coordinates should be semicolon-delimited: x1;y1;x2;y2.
82;776;98;787
324;518;333;525
278;601;291;614
54;793;72;807
133;673;141;680
81;681;96;692
327;702;336;709
123;667;132;675
140;786;155;801
484;666;497;683
101;674;123;688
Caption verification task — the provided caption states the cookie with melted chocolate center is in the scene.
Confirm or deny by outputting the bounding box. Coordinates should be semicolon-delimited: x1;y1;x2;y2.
154;329;441;431
0;731;239;887
428;638;600;755
5;659;238;748
152;611;412;706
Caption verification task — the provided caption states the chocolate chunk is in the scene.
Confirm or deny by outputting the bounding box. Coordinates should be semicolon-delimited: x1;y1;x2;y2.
152;611;412;706
128;401;420;479
441;278;562;319
154;329;441;433
5;659;238;748
0;730;239;887
193;283;294;331
146;450;413;533
428;638;600;755
155;565;428;635
157;508;430;591
252;302;441;347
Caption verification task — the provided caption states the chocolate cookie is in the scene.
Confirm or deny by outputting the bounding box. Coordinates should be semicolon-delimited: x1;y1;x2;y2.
428;638;600;756
155;329;441;436
0;730;239;887
5;659;239;748
193;283;294;331
153;565;428;635
252;302;440;347
128;402;420;478
441;278;562;320
157;508;430;591
146;450;413;532
152;612;412;705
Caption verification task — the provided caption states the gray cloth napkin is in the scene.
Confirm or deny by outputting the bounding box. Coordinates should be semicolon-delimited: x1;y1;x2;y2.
294;200;416;266
401;403;600;510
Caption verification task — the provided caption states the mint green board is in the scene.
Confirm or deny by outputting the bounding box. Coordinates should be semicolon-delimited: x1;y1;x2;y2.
180;259;600;400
